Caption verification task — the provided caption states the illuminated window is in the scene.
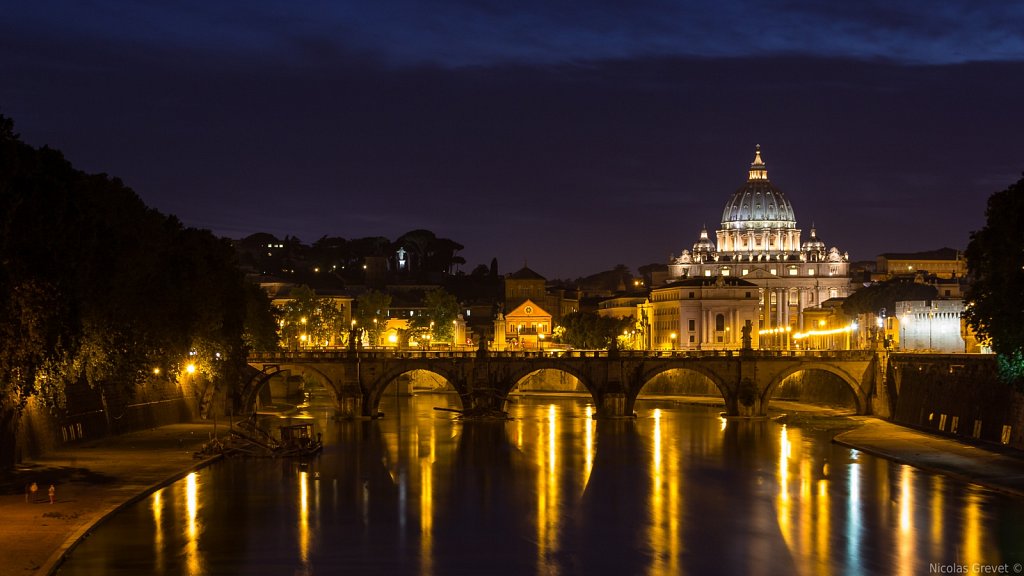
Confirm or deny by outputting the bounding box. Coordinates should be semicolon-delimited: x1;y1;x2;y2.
770;268;777;275
742;269;749;276
721;268;730;276
808;268;815;276
704;270;712;277
788;268;798;276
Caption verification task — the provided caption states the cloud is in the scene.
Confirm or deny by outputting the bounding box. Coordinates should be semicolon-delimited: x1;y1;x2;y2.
7;0;1024;68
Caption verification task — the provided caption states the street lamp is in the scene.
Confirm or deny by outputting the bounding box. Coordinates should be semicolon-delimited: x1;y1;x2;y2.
670;332;677;351
539;332;545;352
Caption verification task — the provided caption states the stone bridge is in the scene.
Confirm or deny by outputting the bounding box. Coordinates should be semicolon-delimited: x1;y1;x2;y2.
245;349;886;419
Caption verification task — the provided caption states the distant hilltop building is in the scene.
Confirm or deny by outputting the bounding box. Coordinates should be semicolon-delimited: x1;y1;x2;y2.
657;146;853;344
875;247;966;280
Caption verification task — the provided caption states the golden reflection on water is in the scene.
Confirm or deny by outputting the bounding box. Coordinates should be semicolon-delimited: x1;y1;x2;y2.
777;424;792;545
963;490;982;567
646;408;682;576
534;404;561;573
583;405;594;489
151;489;163;569
931;475;945;559
816;478;830;576
420;426;435;576
299;470;309;566
898;465;915;576
776;424;837;576
184;472;202;575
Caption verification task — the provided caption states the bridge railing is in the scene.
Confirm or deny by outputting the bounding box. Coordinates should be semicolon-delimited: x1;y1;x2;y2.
248;348;879;363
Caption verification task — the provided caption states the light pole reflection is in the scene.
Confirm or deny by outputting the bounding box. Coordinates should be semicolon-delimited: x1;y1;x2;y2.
184;472;202;576
299;470;309;567
152;489;164;570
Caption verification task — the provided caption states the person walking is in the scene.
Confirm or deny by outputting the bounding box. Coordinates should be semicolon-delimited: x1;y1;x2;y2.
48;484;56;504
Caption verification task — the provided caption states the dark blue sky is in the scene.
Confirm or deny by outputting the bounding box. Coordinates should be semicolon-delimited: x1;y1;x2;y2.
3;1;1023;278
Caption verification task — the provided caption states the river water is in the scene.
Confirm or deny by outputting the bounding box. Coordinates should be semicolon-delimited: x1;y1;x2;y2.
58;393;1023;575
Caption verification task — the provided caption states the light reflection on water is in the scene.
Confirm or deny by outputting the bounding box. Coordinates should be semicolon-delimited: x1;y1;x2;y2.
57;394;1024;575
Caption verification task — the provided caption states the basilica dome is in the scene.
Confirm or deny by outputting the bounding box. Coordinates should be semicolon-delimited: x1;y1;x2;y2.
720;145;796;230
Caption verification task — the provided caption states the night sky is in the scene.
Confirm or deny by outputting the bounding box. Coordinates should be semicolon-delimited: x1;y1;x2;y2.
3;1;1023;279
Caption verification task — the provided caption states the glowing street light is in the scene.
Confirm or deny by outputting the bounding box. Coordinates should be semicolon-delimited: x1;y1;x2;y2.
670;332;677;350
186;363;196;375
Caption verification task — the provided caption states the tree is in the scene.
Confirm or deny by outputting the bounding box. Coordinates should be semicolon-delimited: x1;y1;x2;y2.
558;311;632;350
279;286;347;350
412;289;461;343
355;290;391;347
0;114;278;467
243;283;281;352
964;174;1024;381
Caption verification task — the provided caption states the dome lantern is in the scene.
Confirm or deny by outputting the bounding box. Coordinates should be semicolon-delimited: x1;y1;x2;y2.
720;145;796;231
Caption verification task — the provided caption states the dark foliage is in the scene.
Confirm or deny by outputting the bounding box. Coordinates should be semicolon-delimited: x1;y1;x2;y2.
841;279;938;317
964;174;1024;382
0;114;277;468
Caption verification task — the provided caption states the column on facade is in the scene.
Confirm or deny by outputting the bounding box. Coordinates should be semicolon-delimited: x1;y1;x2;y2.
783;288;791;328
775;288;784;328
797;288;804;331
704;308;712;348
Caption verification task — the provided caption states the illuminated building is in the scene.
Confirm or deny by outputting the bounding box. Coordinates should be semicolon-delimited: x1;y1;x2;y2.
875;248;966;280
665;146;852;333
645;275;760;350
503;265;579;323
891;300;980;353
503;299;552;350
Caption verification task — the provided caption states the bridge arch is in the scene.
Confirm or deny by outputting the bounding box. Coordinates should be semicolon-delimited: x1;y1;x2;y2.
761;362;867;415
242;364;340;411
636;363;729;400
366;366;461;416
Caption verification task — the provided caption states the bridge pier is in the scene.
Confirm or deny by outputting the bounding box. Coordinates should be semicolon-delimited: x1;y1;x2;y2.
721;377;769;418
335;384;370;419
593;392;635;419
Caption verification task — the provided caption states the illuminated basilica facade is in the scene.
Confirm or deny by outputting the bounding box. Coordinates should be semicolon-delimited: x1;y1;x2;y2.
655;146;852;347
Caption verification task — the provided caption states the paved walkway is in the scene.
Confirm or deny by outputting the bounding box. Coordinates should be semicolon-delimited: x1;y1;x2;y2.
834;418;1024;497
0;423;221;576
1;416;1022;576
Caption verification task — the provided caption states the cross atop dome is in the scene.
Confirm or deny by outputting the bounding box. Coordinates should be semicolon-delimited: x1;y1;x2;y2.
748;144;768;181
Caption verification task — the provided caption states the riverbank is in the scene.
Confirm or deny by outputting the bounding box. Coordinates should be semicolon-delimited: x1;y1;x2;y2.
0;422;221;576
3;410;1023;576
833;418;1024;497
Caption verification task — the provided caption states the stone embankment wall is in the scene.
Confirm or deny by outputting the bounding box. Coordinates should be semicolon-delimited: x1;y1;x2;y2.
15;377;196;463
888;355;1024;450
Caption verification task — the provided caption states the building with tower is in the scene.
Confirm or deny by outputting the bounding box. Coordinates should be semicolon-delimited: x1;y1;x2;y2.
659;146;852;344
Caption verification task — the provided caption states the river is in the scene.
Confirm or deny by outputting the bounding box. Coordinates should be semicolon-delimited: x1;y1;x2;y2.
57;393;1024;575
